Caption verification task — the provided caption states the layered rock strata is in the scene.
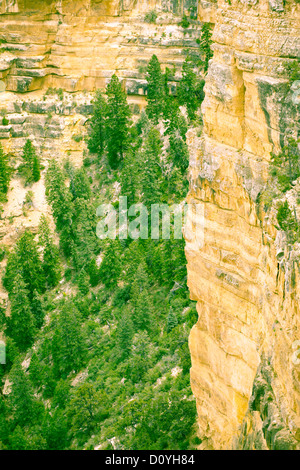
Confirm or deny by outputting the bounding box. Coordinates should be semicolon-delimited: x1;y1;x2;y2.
186;0;300;449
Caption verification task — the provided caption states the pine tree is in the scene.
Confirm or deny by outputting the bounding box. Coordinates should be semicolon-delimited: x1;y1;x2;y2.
88;258;101;287
129;331;152;382
16;231;45;298
45;161;74;257
133;289;152;331
9;361;38;426
142;127;163;207
32;155;41;182
72;198;98;269
8;426;27;450
70;167;91;200
0;143;11;199
78;269;90;296
116;309;133;360
31;289;45;330
198;23;213;73
276;200;299;243
52;303;86;377
3;231;45;299
167;307;178;332
20;140;41;184
106;75;131;168
177;58;205;120
120;148;140;206
8;273;36;350
146;55;165;122
169;133;189;172
67;383;104;440
29;352;44;389
38;215;61;288
100;240;122;289
87;90;107;157
23;139;35;166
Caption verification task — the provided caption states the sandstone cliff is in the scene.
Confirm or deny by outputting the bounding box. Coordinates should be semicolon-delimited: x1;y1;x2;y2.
0;0;200;247
186;0;300;450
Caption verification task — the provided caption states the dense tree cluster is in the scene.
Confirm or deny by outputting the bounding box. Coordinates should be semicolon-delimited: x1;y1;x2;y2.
0;54;204;450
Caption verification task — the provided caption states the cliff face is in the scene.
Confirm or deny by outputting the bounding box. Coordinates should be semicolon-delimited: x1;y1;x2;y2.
0;0;199;95
186;0;300;450
0;0;200;246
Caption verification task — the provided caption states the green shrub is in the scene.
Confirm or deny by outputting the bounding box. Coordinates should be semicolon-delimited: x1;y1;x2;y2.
0;245;6;262
179;15;190;29
72;134;83;143
286;60;300;82
144;10;157;23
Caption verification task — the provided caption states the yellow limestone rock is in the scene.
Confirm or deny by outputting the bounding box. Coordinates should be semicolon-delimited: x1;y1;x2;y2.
186;0;300;450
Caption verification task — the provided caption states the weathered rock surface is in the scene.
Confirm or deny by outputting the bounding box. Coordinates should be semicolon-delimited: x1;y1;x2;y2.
186;0;300;450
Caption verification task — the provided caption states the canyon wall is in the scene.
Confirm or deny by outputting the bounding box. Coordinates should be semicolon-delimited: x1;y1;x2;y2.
186;0;300;450
0;0;200;248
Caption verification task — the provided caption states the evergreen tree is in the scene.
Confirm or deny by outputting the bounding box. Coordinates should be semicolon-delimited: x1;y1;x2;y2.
0;143;11;200
23;139;35;166
38;215;61;288
168;132;189;173
100;240;122;289
198;23;213;73
106;75;131;168
132;289;152;331
177;58;205;120
9;361;40;426
43;409;70;450
129;331;153;382
32;155;41;182
52;303;86;377
120;148;140;206
31;289;45;330
72;197;99;269
67;383;105;441
87;258;101;287
17;231;45;296
141;127;163;206
167;307;178;332
5;231;45;298
8;273;36;350
116;309;133;361
8;426;27;450
20;140;41;184
45;161;74;257
29;352;44;388
87;90;107;157
146;55;165;122
78;269;90;296
70;167;91;200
